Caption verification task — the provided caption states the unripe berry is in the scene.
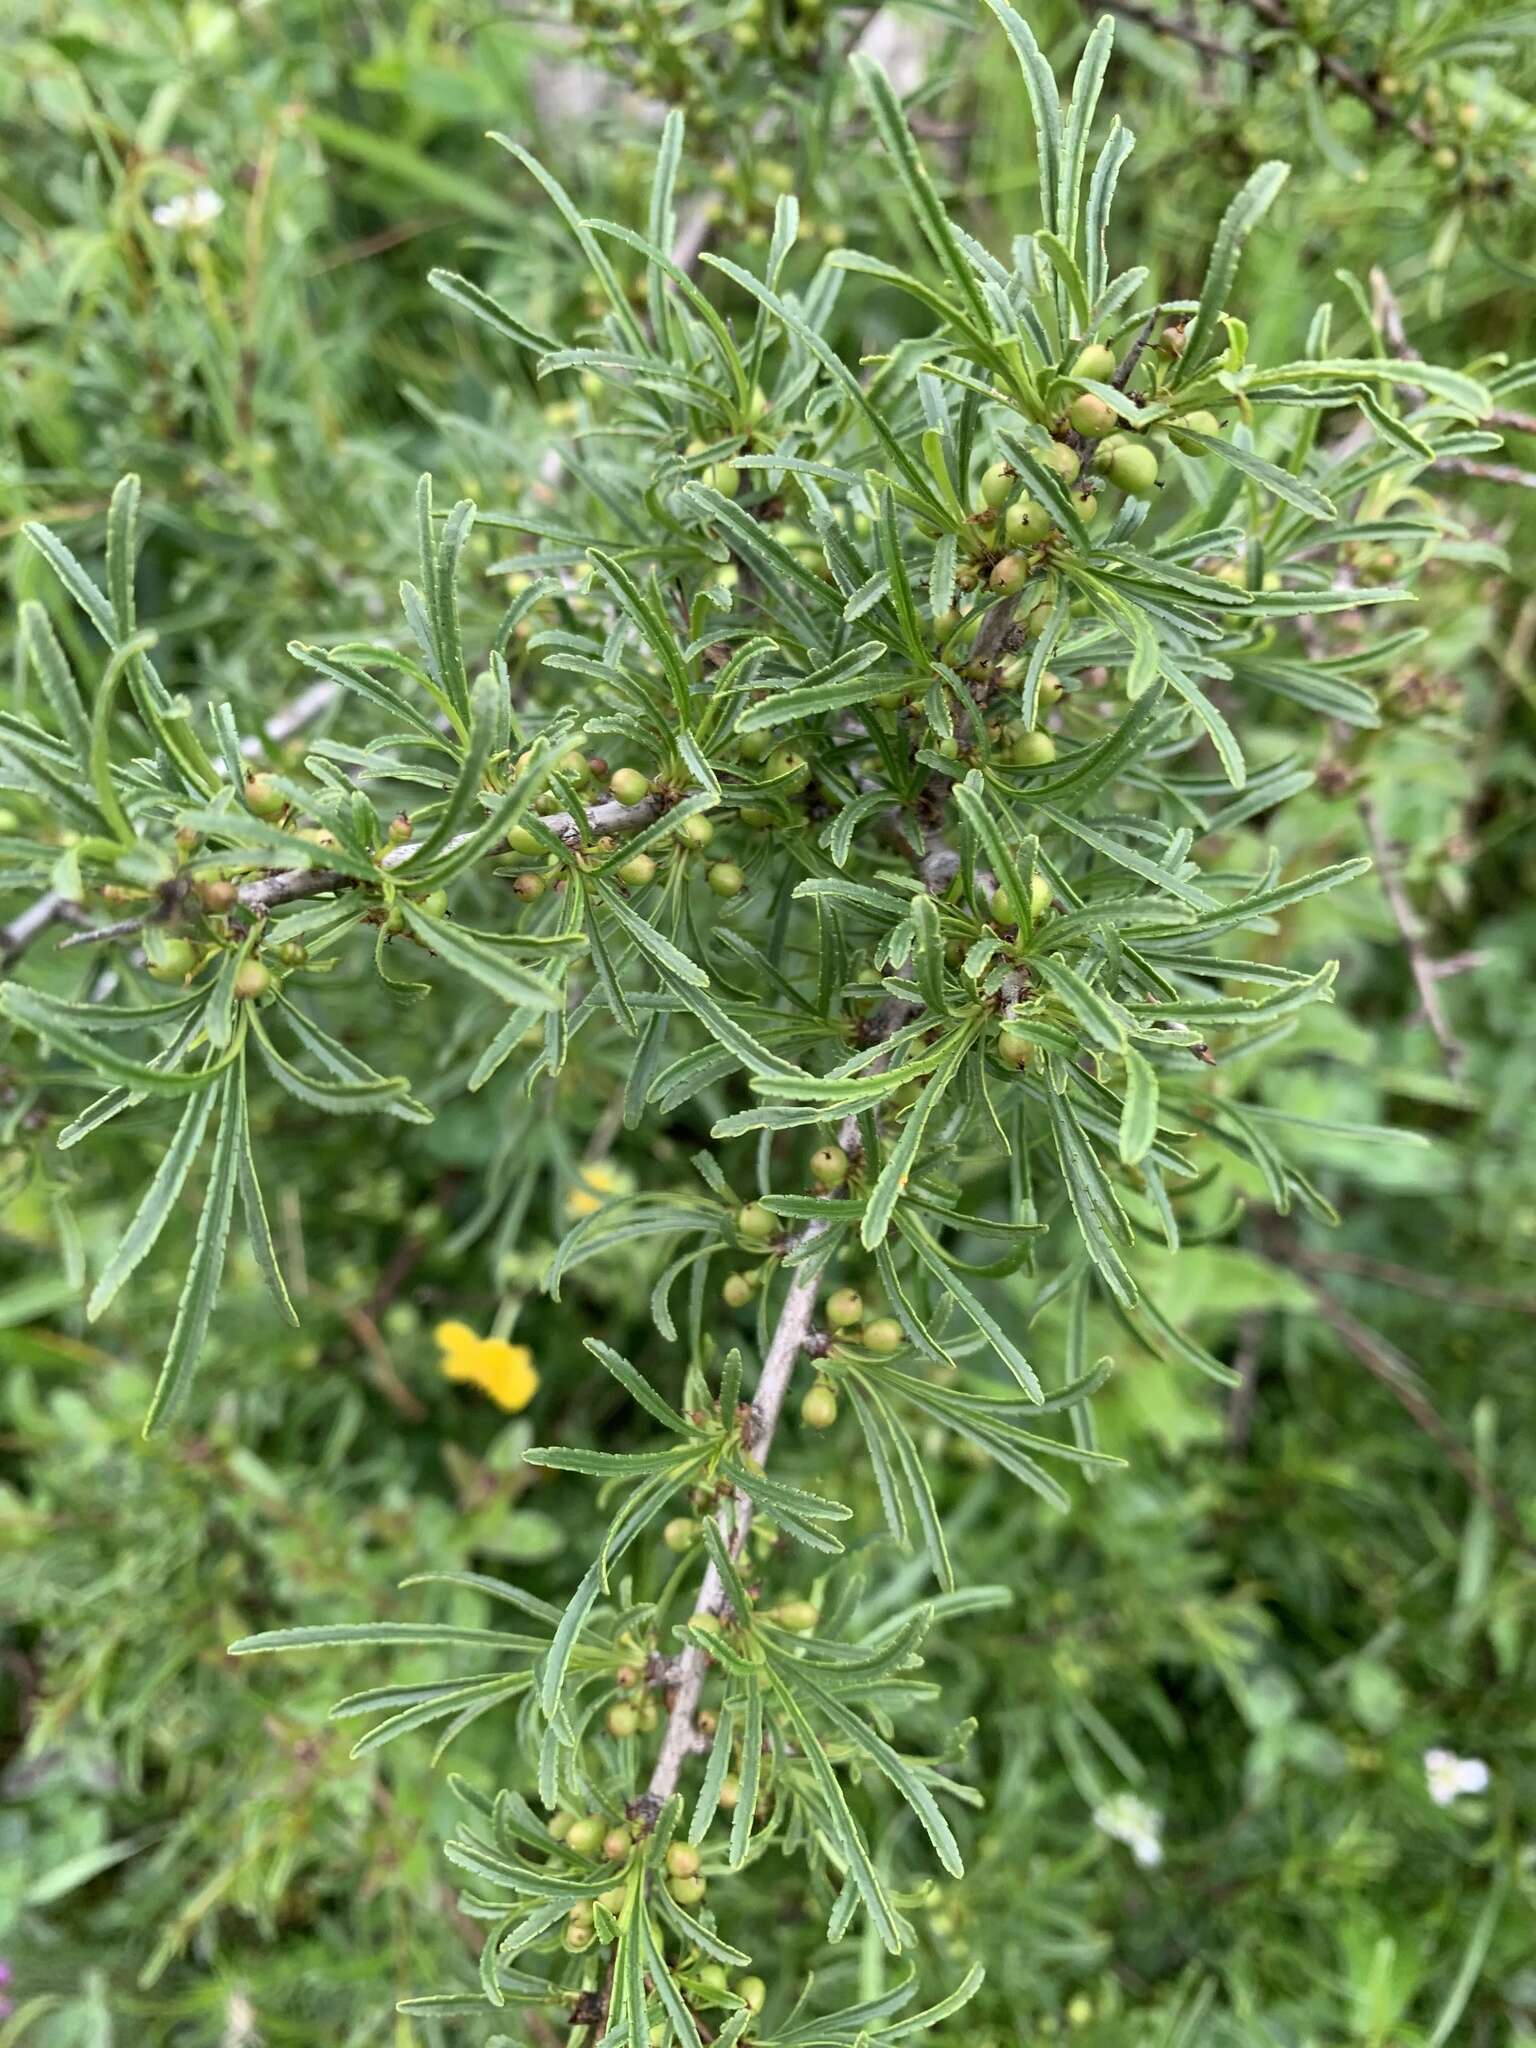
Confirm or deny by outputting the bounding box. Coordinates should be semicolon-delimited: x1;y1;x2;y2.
559;749;591;784
606;1703;639;1739
1010;730;1057;768
704;462;740;498
598;1885;629;1916
801;1382;838;1429
716;1775;740;1810
1068;392;1117;438
698;1963;731;1992
765;745;809;792
997;1027;1034;1068
197;878;236;912
663;1516;698;1552
826;1287;863;1328
668;1874;707;1906
1169;409;1221;454
738;1977;767;2015
386;812;412;843
1070;490;1102;525
566;1814;607;1858
666;1841;701;1879
1005;496;1054;546
1040;441;1081;484
722;1272;754;1309
233;960;271;1001
609;767;650;807
637;1697;658;1732
147;938;197;983
1037;671;1064;707
617;853;657;888
276;940;308;967
564;1914;596;1953
416;888;448;919
988;553;1028;595
677;814;715;849
810;1143;849;1188
862;1316;903;1355
1030;871;1053;919
506;823;542;854
1072;342;1117;382
243;773;285;820
737;1203;777;1244
707;861;745;898
989;883;1019;926
513;873;546;902
1106;442;1160;497
548;1809;576;1841
772;1599;820;1633
979;459;1014;509
1157;322;1187;358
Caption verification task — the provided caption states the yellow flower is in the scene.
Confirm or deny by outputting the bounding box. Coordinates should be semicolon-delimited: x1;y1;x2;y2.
434;1321;539;1412
564;1160;630;1219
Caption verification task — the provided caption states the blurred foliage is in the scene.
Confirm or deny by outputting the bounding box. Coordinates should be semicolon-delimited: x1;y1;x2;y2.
2;1;1534;2044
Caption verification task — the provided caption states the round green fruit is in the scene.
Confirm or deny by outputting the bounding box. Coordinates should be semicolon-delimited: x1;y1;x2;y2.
1040;441;1081;484
243;773;285;820
1072;342;1116;382
801;1382;838;1429
1106;441;1160;497
1005;496;1054;546
609;767;650;807
513;873;546;902
663;1516;698;1552
708;861;745;898
772;1599;820;1633
606;1703;639;1739
765;745;810;792
1010;730;1057;768
617;853;656;888
862;1316;903;1355
1068;392;1118;438
979;459;1014;509
826;1287;863;1328
506;823;541;854
997;1027;1034;1068
233;960;271;1001
1170;409;1221;454
677;814;715;849
566;1815;607;1859
147;938;196;983
738;1978;767;2016
722;1272;754;1309
988;553;1028;595
810;1143;849;1188
737;1203;777;1244
665;1842;701;1879
668;1874;707;1906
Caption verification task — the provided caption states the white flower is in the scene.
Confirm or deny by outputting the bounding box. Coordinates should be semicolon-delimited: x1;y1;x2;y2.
151;187;224;231
1093;1791;1164;1868
1424;1747;1490;1807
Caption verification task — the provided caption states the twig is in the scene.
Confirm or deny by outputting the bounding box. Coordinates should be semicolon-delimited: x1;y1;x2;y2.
1431;455;1536;491
1224;1312;1264;1453
1;892;87;966
643;1107;865;1806
1240;0;1434;146
1357;795;1468;1078
1089;0;1255;65
1289;1245;1536;1318
1303;1284;1536;1560
234;792;666;916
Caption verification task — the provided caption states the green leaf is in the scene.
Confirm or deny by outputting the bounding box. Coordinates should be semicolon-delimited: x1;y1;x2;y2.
143;1067;243;1434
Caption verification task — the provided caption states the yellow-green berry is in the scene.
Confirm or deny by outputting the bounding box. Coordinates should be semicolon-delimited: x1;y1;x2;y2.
862;1316;903;1355
737;1202;777;1243
1072;342;1116;382
610;767;650;806
810;1144;849;1188
826;1286;863;1328
708;861;745;898
801;1382;838;1429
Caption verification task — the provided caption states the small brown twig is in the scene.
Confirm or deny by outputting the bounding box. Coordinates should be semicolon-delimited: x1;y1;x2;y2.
1357;794;1468;1079
1091;0;1255;66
